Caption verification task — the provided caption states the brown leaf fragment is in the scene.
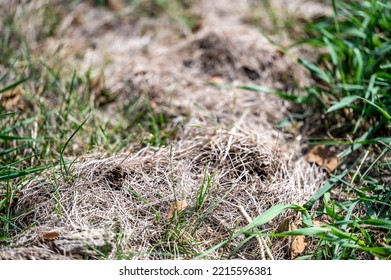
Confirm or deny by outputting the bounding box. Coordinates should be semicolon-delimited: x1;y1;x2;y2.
0;86;25;111
290;235;306;259
312;219;327;227
167;200;189;220
276;216;293;233
305;145;338;172
42;231;60;241
276;217;307;258
289;223;307;259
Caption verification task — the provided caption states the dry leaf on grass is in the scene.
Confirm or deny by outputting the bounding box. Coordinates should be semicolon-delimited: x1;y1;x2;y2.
305;145;338;173
277;216;307;259
312;219;327;227
276;216;294;233
290;235;306;259
167;200;189;220
0;86;25;111
289;223;307;259
41;232;60;241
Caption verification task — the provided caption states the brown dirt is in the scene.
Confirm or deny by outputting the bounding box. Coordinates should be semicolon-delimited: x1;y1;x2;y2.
0;0;331;259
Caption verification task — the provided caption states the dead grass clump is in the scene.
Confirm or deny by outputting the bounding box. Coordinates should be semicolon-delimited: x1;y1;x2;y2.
0;130;324;259
0;0;328;260
0;226;113;260
181;31;310;91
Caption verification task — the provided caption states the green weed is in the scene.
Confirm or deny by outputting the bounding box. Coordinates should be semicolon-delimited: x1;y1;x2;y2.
299;0;391;138
0;78;47;239
232;0;391;259
294;1;391;259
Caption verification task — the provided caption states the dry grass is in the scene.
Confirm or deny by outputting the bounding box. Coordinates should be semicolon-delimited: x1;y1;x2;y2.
1;130;324;259
0;0;329;259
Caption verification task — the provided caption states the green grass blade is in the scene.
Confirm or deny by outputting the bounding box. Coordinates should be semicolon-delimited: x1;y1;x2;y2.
270;227;330;237
194;239;227;259
324;37;338;66
353;48;363;82
0;134;39;141
358;219;391;230
0;165;48;181
332;0;340;33
343;244;391;257
298;58;331;84
0;78;29;94
358;96;391;121
236;85;307;104
304;170;348;209
0;59;19;83
59;112;92;176
327;96;359;113
195;204;293;259
241;204;293;233
0;116;38;134
338;126;377;158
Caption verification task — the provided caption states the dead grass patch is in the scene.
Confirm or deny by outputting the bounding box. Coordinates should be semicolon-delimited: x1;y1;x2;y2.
1;0;327;260
0;131;324;259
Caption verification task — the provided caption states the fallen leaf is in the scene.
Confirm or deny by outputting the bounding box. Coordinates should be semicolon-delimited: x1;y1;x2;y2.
42;231;60;240
207;76;224;84
312;219;327;227
289;223;307;259
290;235;307;259
167;200;189;220
0;85;25;111
276;216;293;233
277;217;308;258
305;145;338;172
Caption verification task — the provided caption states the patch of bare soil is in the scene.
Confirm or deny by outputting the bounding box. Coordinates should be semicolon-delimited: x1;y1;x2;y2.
0;0;331;259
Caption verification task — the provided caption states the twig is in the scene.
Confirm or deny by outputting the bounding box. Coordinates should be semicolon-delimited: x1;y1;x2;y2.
237;204;274;260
